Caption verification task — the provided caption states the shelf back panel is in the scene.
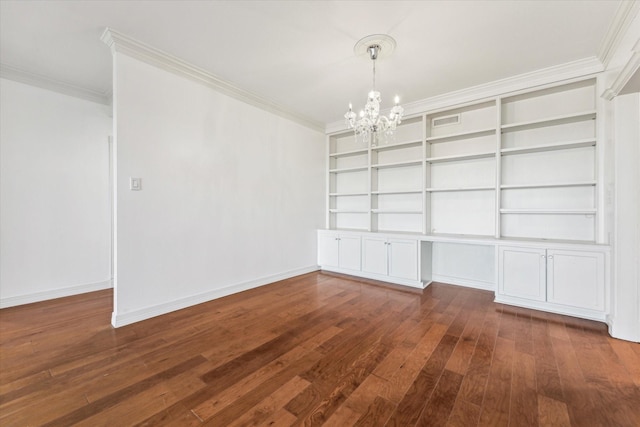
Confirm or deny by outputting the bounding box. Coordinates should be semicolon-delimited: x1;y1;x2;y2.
429;102;496;138
430;158;495;188
501;147;595;185
501;120;595;149
375;213;423;233
375;193;423;211
334;195;369;211
334;170;368;193
430;191;496;235
502;80;595;125
375;166;422;192
501;187;595;210
332;212;369;230
430;133;496;156
374;145;422;164
501;213;595;241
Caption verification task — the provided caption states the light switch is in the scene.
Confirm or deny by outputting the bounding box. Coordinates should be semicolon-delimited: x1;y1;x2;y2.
130;177;142;191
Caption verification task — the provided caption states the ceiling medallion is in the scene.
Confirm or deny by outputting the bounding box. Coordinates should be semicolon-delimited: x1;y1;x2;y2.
344;34;404;146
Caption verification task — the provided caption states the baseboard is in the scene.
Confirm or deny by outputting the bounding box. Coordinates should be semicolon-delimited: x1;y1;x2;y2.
607;315;640;343
111;266;319;328
494;294;607;323
0;279;113;309
431;274;495;291
319;266;425;289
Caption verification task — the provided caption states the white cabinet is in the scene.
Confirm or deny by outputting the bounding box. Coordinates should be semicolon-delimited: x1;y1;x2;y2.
499;246;546;301
317;231;361;271
318;231;422;288
547;249;605;311
497;245;606;319
362;236;418;281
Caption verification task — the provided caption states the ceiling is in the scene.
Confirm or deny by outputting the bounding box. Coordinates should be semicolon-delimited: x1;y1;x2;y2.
0;1;625;127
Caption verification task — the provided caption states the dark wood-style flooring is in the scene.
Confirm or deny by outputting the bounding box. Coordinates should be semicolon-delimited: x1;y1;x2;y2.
1;272;639;426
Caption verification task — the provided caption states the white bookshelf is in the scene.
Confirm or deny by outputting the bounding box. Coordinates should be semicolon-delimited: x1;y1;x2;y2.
499;79;597;241
326;77;600;243
368;118;424;234
321;77;608;326
425;100;498;237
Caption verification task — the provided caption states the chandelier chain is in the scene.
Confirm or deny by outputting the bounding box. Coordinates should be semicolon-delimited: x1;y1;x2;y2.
372;51;376;91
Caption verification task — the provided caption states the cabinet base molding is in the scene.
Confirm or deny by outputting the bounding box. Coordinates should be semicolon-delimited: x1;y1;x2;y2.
319;266;426;289
494;294;606;322
431;274;494;291
606;315;640;343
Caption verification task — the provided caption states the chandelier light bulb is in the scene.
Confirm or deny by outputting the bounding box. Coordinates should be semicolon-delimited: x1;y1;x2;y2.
394;95;400;105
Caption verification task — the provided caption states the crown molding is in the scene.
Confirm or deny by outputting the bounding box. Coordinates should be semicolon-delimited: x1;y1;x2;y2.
597;1;640;69
325;57;604;134
100;28;323;132
0;63;110;105
602;38;640;100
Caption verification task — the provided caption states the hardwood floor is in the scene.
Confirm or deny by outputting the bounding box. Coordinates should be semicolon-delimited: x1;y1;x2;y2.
1;272;639;426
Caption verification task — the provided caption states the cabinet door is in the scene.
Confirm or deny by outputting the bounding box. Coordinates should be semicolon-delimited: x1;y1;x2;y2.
499;246;546;301
361;237;389;275
388;239;418;280
318;232;339;267
547;249;605;310
338;235;362;271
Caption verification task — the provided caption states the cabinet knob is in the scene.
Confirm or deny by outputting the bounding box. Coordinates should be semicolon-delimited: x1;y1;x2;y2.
548;255;553;259
541;255;545;258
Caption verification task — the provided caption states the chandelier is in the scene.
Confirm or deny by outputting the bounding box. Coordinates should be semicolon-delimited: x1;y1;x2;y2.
344;37;404;146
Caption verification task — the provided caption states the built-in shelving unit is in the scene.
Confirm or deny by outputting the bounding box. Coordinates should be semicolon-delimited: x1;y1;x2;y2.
322;77;610;327
327;131;370;231
499;79;597;242
425;100;498;238
326;77;600;243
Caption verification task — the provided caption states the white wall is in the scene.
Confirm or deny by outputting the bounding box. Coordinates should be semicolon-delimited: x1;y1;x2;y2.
432;243;495;290
112;53;325;326
0;78;112;307
610;92;640;342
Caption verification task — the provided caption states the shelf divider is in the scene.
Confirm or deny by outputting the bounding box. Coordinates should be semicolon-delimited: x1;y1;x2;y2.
499;208;596;215
500;181;596;190
426;186;495;193
426;127;496;143
501;110;596;133
500;138;596;156
426;151;495;163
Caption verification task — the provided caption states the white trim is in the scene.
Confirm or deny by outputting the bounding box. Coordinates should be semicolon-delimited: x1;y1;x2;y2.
606;315;639;342
494;294;607;322
0;280;113;309
602;39;640;100
431;274;495;292
100;28;323;132
326;58;603;134
597;1;640;68
110;266;318;328
0;63;110;105
319;266;425;289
